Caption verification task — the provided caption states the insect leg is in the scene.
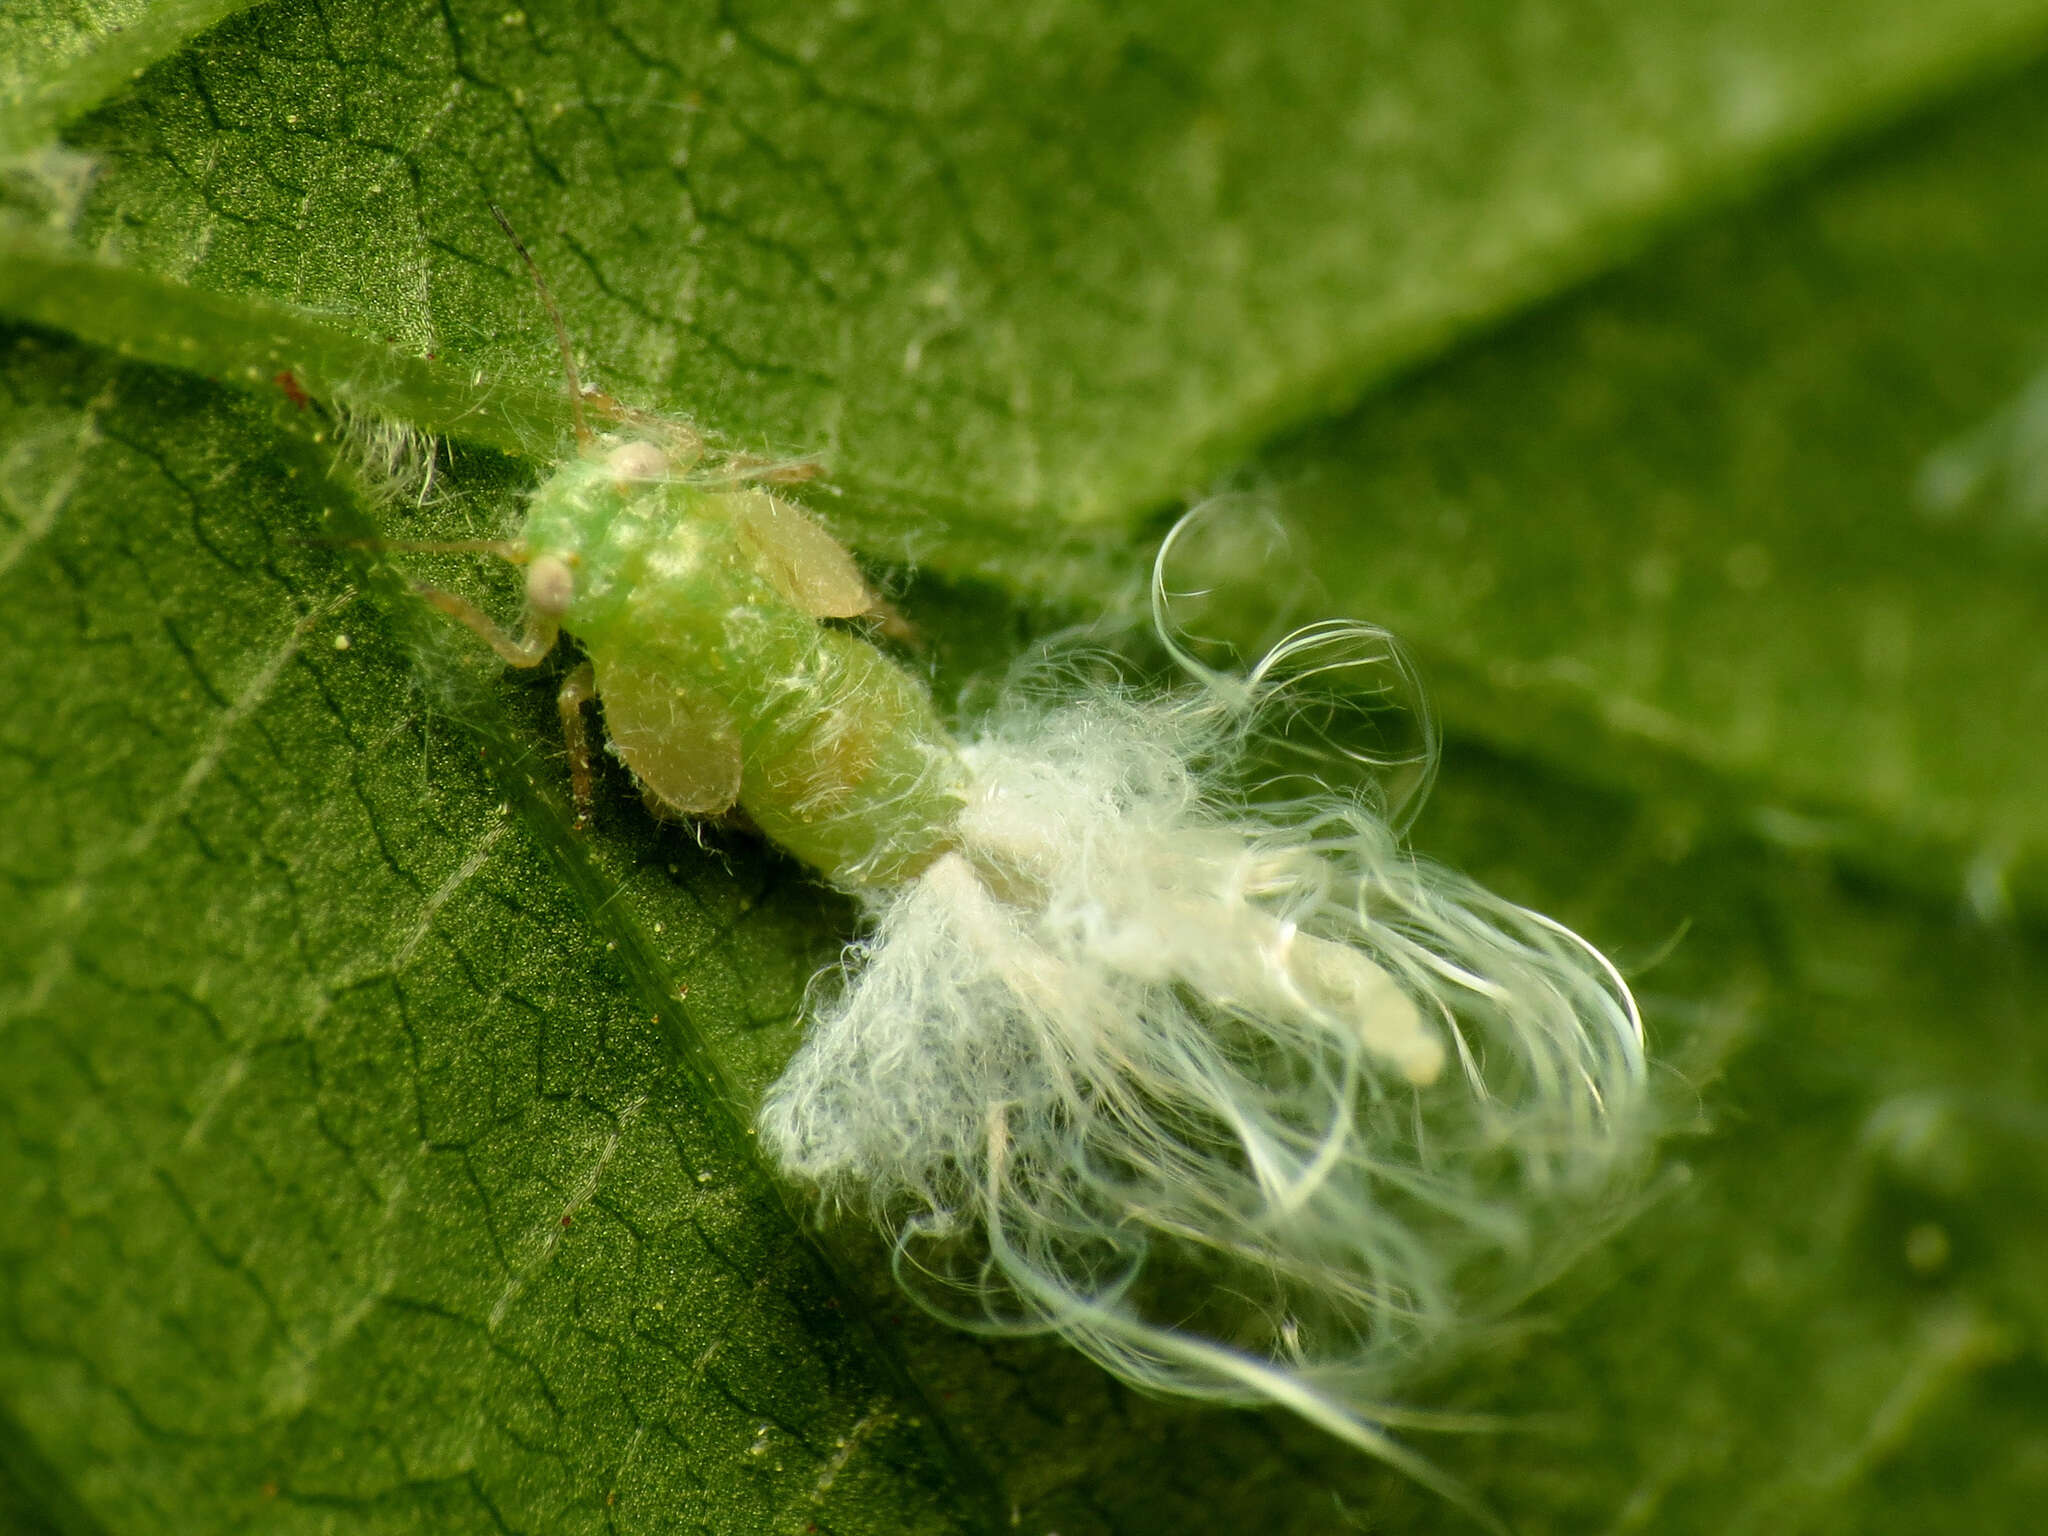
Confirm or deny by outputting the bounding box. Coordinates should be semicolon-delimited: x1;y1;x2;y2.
556;659;599;828
411;582;559;666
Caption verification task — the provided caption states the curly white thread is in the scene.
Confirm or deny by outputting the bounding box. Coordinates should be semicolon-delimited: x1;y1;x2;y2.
758;522;1652;1519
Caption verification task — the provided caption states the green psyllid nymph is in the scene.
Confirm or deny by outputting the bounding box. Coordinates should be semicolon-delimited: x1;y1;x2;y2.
407;208;1656;1527
410;209;968;892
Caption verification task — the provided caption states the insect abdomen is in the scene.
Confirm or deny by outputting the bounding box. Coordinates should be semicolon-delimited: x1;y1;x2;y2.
740;626;966;888
590;513;965;890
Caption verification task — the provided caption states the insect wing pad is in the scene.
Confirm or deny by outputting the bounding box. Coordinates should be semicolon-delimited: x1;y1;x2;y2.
732;490;878;620
593;653;744;816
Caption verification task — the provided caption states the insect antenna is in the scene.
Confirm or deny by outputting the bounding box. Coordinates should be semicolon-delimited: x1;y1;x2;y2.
489;202;593;448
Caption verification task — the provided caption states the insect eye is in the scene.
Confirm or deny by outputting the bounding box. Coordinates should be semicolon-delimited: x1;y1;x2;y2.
526;553;577;616
607;441;669;484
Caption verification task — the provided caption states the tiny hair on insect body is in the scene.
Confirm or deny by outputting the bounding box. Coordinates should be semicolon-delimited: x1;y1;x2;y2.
383;204;1665;1529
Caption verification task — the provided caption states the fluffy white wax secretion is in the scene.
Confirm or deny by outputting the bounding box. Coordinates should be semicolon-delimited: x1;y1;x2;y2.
759;637;1651;1508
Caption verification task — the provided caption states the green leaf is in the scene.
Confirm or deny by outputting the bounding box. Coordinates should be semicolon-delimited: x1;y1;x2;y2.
4;2;2048;1534
12;0;2048;560
0;334;990;1533
1227;63;2048;918
0;0;264;158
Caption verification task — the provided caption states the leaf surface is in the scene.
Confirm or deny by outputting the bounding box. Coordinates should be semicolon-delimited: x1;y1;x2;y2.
0;337;986;1534
3;2;2047;1534
11;0;2048;554
1239;63;2048;917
